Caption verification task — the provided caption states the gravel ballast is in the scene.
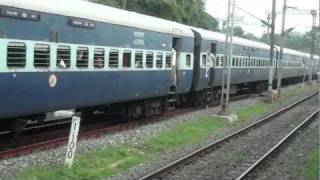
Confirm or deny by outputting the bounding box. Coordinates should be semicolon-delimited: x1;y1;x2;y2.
146;94;319;180
0;82;318;180
245;116;319;180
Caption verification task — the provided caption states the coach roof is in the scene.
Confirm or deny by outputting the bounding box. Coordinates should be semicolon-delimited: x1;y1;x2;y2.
0;0;194;37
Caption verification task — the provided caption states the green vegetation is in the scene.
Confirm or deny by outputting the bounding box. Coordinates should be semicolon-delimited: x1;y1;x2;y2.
260;30;320;53
94;0;219;31
301;149;319;180
225;151;247;162
16;86;307;180
236;102;270;124
17;117;229;180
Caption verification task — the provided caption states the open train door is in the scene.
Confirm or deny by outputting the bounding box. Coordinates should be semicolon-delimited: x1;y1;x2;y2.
171;36;182;86
209;42;217;86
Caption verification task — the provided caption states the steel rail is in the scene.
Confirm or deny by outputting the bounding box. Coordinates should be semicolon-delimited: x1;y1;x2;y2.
0;93;254;160
236;108;319;180
139;92;318;180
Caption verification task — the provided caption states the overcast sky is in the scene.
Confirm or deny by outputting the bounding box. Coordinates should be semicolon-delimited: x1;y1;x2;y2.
205;0;319;37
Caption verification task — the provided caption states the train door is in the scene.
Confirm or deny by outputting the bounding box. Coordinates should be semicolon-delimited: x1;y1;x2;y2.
171;37;182;86
209;43;217;86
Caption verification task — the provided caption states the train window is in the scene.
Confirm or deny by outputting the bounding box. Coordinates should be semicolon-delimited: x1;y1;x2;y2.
221;56;226;66
232;57;236;66
109;49;119;68
146;52;154;68
216;56;220;67
202;54;207;67
123;50;131;68
135;51;143;69
7;42;26;68
94;48;105;69
76;47;89;68
165;53;172;68
34;44;50;68
57;45;71;68
156;52;163;68
186;54;191;68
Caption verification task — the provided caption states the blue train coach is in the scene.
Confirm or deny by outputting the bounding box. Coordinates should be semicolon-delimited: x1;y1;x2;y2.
0;0;195;126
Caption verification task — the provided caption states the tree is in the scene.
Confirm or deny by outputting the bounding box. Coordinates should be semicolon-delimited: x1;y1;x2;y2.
233;26;244;37
94;0;219;31
243;33;259;41
260;30;319;53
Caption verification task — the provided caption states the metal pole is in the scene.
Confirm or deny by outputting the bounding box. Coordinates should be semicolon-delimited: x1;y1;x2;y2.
220;0;235;114
122;0;127;9
277;0;287;97
310;10;317;82
220;0;231;113
267;0;276;102
266;13;271;44
226;0;235;110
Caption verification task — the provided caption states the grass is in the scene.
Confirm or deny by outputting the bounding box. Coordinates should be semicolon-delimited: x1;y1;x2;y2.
16;85;306;180
236;102;270;124
225;151;247;162
16;117;229;180
280;86;304;101
301;149;319;180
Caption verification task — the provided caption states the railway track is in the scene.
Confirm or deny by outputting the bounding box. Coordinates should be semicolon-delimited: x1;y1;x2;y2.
139;92;319;180
0;93;254;160
237;108;319;180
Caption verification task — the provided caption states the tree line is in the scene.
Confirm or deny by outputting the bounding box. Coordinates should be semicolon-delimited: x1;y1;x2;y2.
95;0;219;31
93;0;318;53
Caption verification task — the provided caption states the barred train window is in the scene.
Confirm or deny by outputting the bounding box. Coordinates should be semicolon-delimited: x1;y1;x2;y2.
232;57;236;66
34;44;50;68
251;58;254;66
94;48;104;69
135;51;143;69
156;52;163;68
186;54;191;68
76;47;89;68
221;56;225;66
109;49;119;68
216;56;220;66
146;51;153;68
57;45;71;68
202;54;207;67
7;42;26;68
123;50;131;68
165;53;172;68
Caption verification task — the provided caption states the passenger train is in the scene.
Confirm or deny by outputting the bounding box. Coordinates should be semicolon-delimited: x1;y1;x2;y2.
0;0;319;130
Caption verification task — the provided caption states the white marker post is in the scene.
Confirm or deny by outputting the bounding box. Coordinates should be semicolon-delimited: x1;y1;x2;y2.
54;110;81;169
65;115;81;168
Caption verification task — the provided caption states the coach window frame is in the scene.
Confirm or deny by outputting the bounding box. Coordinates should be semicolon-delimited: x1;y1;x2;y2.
122;50;132;69
57;45;71;68
6;42;27;69
146;51;154;69
156;52;164;69
94;48;105;69
109;49;119;69
76;46;89;68
34;43;50;68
